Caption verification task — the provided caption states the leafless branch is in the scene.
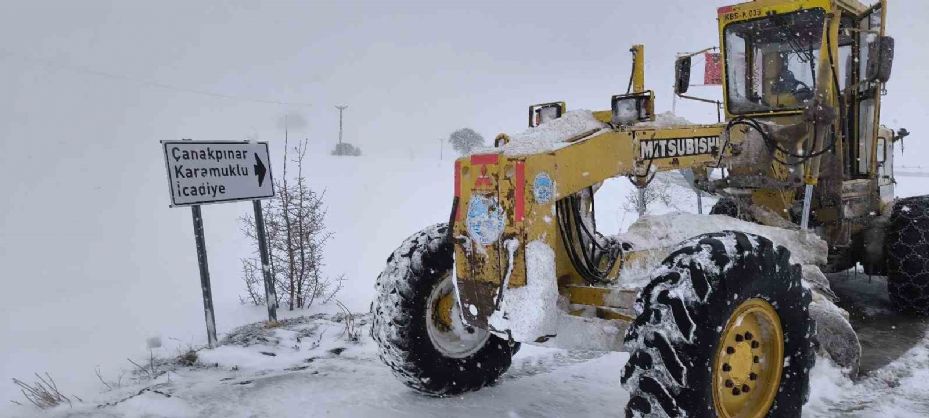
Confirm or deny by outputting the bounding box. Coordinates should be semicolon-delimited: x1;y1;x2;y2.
11;373;73;409
95;368;112;391
336;300;360;342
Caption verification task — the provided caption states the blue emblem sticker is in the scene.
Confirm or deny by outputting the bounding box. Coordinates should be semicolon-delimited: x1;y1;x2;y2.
466;195;505;246
533;172;554;204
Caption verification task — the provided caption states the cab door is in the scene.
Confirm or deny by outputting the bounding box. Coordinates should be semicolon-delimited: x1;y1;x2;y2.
853;1;886;178
877;128;895;205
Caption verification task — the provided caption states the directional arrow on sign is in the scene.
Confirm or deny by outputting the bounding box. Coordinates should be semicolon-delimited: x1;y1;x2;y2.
254;153;267;187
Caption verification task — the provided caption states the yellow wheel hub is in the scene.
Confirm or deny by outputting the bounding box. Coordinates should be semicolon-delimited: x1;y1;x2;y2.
712;298;784;418
433;292;455;330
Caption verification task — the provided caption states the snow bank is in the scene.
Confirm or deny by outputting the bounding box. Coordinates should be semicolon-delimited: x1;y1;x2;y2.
615;213;827;288
619;212;827;264
498;110;608;156
538;313;626;352
634;111;694;129
482;110;698;158
488;240;560;342
806;331;929;416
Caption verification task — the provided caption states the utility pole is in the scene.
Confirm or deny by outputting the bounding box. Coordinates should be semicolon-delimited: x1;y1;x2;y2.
439;138;444;160
335;105;348;145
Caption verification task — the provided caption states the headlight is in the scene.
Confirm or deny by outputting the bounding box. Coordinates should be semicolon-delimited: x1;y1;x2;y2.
611;91;654;126
528;102;566;128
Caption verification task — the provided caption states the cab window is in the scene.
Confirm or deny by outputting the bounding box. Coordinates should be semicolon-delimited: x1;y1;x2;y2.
724;8;826;114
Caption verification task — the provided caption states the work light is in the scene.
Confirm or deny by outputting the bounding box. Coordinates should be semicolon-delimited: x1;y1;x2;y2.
611;91;654;126
528;102;566;128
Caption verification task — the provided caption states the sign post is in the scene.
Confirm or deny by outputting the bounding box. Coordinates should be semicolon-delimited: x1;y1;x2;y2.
162;140;278;346
253;200;278;322
190;204;218;348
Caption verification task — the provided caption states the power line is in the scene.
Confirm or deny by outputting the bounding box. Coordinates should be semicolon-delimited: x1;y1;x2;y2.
0;48;312;107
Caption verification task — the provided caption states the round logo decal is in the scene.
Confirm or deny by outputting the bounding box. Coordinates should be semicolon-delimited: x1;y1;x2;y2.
533;172;555;204
466;195;505;246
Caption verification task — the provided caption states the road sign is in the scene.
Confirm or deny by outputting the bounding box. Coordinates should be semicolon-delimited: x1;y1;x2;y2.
162;140;274;207
162;139;280;346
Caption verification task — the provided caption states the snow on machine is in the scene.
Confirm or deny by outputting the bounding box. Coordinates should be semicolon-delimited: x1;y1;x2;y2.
373;0;924;416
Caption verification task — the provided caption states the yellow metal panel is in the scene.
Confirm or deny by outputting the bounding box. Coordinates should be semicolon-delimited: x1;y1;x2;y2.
522;154;571;284
453;157;505;286
633;125;727;174
563;286;609;307
548;130;637;197
592;110;612;124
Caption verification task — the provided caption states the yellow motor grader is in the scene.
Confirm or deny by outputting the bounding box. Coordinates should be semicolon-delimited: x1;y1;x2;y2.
373;0;920;416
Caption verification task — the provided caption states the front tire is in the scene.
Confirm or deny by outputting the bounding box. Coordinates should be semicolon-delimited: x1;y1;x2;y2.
621;231;815;418
886;196;929;315
371;224;516;396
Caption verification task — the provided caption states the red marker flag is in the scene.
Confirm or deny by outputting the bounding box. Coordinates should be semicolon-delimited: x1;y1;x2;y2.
704;52;723;85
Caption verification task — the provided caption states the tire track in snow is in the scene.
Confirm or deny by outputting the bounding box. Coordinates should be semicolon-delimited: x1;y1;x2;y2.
503;349;608;380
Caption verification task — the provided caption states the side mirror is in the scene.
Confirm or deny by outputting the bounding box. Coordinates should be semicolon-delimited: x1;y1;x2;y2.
611;91;654;126
528;102;566;128
674;56;692;95
867;36;894;83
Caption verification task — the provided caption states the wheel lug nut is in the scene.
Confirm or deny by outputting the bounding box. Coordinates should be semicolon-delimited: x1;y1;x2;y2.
742;384;751;393
749;372;758;381
725;379;734;388
722;363;731;372
726;346;735;354
735;334;744;342
732;387;742;396
751;340;760;349
753;355;760;363
744;332;753;340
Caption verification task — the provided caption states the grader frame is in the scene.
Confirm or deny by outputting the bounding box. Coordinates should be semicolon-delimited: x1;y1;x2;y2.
450;0;896;345
373;1;905;415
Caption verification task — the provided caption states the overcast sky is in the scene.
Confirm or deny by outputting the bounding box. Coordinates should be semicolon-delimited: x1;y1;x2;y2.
1;1;926;160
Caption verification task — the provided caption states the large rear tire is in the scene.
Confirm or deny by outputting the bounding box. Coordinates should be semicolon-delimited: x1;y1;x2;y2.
371;224;516;396
886;196;929;315
709;198;740;218
621;231;815;418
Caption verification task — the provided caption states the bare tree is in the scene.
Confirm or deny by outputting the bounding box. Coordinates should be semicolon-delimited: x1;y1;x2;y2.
448;128;484;155
623;175;676;215
240;137;342;310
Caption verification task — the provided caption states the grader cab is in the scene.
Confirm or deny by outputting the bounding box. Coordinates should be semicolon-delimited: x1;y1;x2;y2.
373;1;920;417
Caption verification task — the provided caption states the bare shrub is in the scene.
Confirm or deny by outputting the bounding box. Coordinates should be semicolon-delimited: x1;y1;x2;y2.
94;367;125;392
176;350;198;367
623;174;677;215
12;373;76;409
241;138;342;310
336;300;360;342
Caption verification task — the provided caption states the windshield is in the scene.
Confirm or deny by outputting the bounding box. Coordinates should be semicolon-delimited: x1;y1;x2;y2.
724;8;826;114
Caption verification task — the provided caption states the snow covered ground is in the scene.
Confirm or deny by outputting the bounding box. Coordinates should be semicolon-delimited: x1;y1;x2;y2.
3;149;928;417
16;299;929;418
